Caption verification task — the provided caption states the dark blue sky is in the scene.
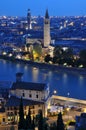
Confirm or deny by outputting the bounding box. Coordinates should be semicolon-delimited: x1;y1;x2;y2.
0;0;86;16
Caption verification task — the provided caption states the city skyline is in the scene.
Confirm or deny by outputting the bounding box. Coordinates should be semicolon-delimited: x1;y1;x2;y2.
0;0;86;16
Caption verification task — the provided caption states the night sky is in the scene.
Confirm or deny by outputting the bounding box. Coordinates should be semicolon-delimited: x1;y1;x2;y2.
0;0;86;16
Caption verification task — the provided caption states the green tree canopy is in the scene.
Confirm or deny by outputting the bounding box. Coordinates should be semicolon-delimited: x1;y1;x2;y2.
53;46;63;59
44;54;52;63
33;43;42;60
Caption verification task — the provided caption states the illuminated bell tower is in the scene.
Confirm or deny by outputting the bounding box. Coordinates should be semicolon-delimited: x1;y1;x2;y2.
44;9;51;47
27;9;31;29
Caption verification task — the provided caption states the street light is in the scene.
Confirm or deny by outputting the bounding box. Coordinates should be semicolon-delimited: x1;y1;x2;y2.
53;90;57;95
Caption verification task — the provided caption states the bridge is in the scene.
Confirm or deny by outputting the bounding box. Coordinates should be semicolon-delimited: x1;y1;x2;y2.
61;37;86;41
49;95;86;107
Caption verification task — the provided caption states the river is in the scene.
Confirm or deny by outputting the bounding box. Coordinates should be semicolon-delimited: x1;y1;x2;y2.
0;59;86;100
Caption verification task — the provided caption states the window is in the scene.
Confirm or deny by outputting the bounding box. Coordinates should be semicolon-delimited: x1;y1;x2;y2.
14;111;17;115
7;107;9;110
29;106;34;109
7;112;10;116
22;93;25;97
29;94;32;98
10;107;13;110
3;118;5;122
38;105;41;107
36;94;38;98
14;107;17;110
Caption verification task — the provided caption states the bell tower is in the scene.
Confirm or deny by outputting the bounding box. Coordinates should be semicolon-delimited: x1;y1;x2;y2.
27;9;31;29
44;9;51;47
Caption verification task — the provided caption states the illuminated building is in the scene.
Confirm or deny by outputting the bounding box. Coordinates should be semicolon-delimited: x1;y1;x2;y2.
44;9;51;47
5;73;50;123
25;9;54;59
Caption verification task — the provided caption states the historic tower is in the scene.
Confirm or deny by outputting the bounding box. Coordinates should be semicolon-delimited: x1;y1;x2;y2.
27;9;31;29
44;9;51;47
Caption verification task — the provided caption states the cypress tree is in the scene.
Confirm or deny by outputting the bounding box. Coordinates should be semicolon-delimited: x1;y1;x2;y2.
44;123;48;130
26;108;32;129
57;112;64;130
38;110;43;130
31;116;35;130
50;123;57;130
18;97;24;130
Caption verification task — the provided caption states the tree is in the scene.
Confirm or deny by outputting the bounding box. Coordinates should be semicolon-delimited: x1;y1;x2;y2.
44;123;48;130
79;49;86;61
25;108;32;129
18;97;25;130
53;46;63;59
38;110;43;130
33;43;42;61
31;116;35;130
52;56;58;64
79;49;86;67
50;123;57;130
62;48;73;59
57;112;64;130
44;54;52;63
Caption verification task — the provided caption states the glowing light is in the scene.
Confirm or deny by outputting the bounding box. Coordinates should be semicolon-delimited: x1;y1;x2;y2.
9;53;12;57
62;47;68;51
16;55;21;59
83;108;86;113
79;64;83;68
63;63;67;66
53;90;57;94
3;52;7;55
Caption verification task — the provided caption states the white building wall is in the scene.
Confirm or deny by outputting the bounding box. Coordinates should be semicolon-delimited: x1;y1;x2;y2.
10;89;45;101
44;18;51;47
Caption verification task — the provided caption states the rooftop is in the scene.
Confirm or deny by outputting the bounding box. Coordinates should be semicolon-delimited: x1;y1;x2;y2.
6;96;44;107
11;81;47;91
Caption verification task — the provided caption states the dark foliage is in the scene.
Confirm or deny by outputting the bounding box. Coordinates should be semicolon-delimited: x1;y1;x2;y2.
57;112;64;130
38;110;43;130
18;97;25;129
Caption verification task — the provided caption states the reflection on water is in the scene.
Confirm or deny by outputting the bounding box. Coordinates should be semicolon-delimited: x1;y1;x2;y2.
32;67;39;82
0;60;86;100
78;75;84;87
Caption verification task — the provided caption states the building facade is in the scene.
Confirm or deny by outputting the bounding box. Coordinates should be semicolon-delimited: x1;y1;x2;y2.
5;73;50;123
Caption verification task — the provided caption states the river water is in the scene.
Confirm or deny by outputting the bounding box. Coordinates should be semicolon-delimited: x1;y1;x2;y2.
0;59;86;100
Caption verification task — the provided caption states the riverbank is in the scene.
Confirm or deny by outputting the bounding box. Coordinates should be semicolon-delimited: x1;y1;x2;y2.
0;55;86;75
